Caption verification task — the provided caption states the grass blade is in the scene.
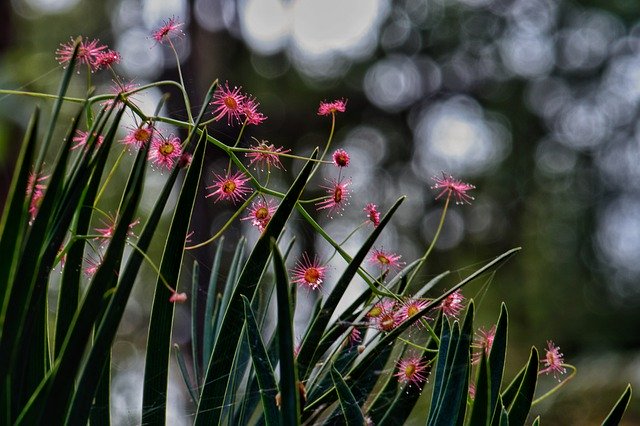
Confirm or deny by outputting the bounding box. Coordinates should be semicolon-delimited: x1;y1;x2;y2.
331;366;365;426
488;303;508;419
506;347;538;425
601;384;632;426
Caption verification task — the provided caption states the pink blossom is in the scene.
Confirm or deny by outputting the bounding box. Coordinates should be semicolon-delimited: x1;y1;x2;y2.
439;290;465;319
366;299;396;319
241;198;277;233
27;170;49;225
318;99;347;116
291;253;326;290
397;298;431;325
122;125;155;149
364;203;381;227
101;82;139;108
152;17;184;44
332;149;350;168
316;178;351;217
71;130;104;151
431;172;476;205
55;37;108;70
94;213;140;245
369;302;401;332
347;327;362;346
241;96;267;125
539;340;567;381
205;170;252;204
471;325;496;364
149;135;182;170
169;291;188;303
368;248;404;272
178;153;192;168
93;50;121;70
210;82;246;125
84;254;103;277
395;356;430;386
245;140;290;171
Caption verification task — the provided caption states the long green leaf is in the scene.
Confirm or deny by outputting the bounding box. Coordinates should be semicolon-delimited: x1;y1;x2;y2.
331;366;365;426
469;352;491;426
141;130;207;424
488;304;508;420
506;347;538;425
297;196;406;380
601;384;632;426
202;237;225;375
191;260;201;385
242;296;279;426
195;149;317;425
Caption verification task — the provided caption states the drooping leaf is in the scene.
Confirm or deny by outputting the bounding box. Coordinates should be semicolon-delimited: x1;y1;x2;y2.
601;384;632;426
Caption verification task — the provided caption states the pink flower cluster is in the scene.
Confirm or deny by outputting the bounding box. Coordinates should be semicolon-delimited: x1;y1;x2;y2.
26;170;49;225
210;82;267;126
55;37;120;72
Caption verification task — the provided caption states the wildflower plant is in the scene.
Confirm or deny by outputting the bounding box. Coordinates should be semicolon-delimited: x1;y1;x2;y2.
0;26;633;426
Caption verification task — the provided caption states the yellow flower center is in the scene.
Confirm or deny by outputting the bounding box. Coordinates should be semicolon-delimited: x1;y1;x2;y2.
333;187;343;203
368;306;382;318
135;128;151;142
223;181;237;194
377;254;390;264
255;207;269;220
304;267;320;284
224;96;238;110
404;364;416;377
160;143;174;156
407;305;419;317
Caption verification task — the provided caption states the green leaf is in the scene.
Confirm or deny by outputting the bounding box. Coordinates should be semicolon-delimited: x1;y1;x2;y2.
331;366;365;426
195;149;317;425
203;237;225;376
174;344;198;404
191;260;200;385
489;304;508;420
272;239;300;426
89;354;110;426
213;237;246;343
468;352;490;426
242;296;279;426
141;130;208;425
532;416;540;426
601;384;632;426
297;196;406;381
0;107;38;305
506;347;539;425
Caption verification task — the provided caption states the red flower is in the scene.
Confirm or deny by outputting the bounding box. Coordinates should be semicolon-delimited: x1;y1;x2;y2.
431;172;475;205
211;82;246;125
149;135;182;170
152;17;184;44
291;253;326;290
318;99;347;116
205;170;252;204
395;356;430;386
316;178;351;217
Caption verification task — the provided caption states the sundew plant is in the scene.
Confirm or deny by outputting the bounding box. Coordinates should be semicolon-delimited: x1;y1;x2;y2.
0;19;633;425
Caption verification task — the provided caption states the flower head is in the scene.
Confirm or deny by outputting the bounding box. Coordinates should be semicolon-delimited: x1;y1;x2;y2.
246;140;290;171
211;82;246;125
347;327;362;346
368;300;400;332
94;213;140;246
122;125;155;149
332;149;350;168
71;130;104;151
318;99;347;116
149;135;182;170
205;170;252;204
93;50;121;70
27;170;49;225
241;96;267;125
291;253;326;290
364;203;381;227
366;299;396;319
169;291;188;303
397;298;430;325
431;172;476;205
471;325;496;364
539;341;566;381
101;81;139;108
316;178;351;217
439;290;465;319
394;356;430;386
84;254;103;277
55;37;108;70
178;153;192;168
241;198;277;233
368;248;404;272
152;17;184;44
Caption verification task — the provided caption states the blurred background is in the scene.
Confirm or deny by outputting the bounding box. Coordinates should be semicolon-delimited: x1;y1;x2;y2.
1;0;640;424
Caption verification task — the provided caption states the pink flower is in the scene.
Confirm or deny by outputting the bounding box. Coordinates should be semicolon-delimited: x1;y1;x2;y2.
316;178;351;217
152;17;184;44
71;130;104;151
291;253;326;290
347;327;362;346
84;254;103;277
178;153;192;168
364;203;381;227
471;325;496;365
431;172;476;205
122;125;155;149
211;82;246;125
369;302;400;332
149;135;182;170
93;50;121;70
101;81;139;108
539;340;567;381
368;248;404;272
318;99;347;116
205;170;252;204
394;356;430;386
366;299;396;319
241;96;267;125
245;140;290;171
439;290;465;319
27;170;49;225
469;382;476;400
95;213;140;245
397;298;430;325
169;291;188;303
332;149;350;168
55;37;108;70
241;198;277;232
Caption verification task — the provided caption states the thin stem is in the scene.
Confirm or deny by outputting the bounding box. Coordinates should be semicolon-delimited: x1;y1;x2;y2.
185;193;257;250
406;195;451;286
308;112;336;182
531;364;577;406
127;242;175;293
398;338;439;353
168;39;193;123
94;147;128;206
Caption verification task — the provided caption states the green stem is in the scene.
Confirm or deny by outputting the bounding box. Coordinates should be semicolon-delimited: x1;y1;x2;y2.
406;195;451;286
127;242;175;293
531;364;577;406
94;147;127;206
398;338;439;353
308;112;336;182
168;39;193;123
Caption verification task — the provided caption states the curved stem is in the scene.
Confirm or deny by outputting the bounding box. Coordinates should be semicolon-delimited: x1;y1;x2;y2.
398;337;439;353
127;242;175;292
168;39;193;123
532;364;577;406
308;112;336;182
406;195;451;286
